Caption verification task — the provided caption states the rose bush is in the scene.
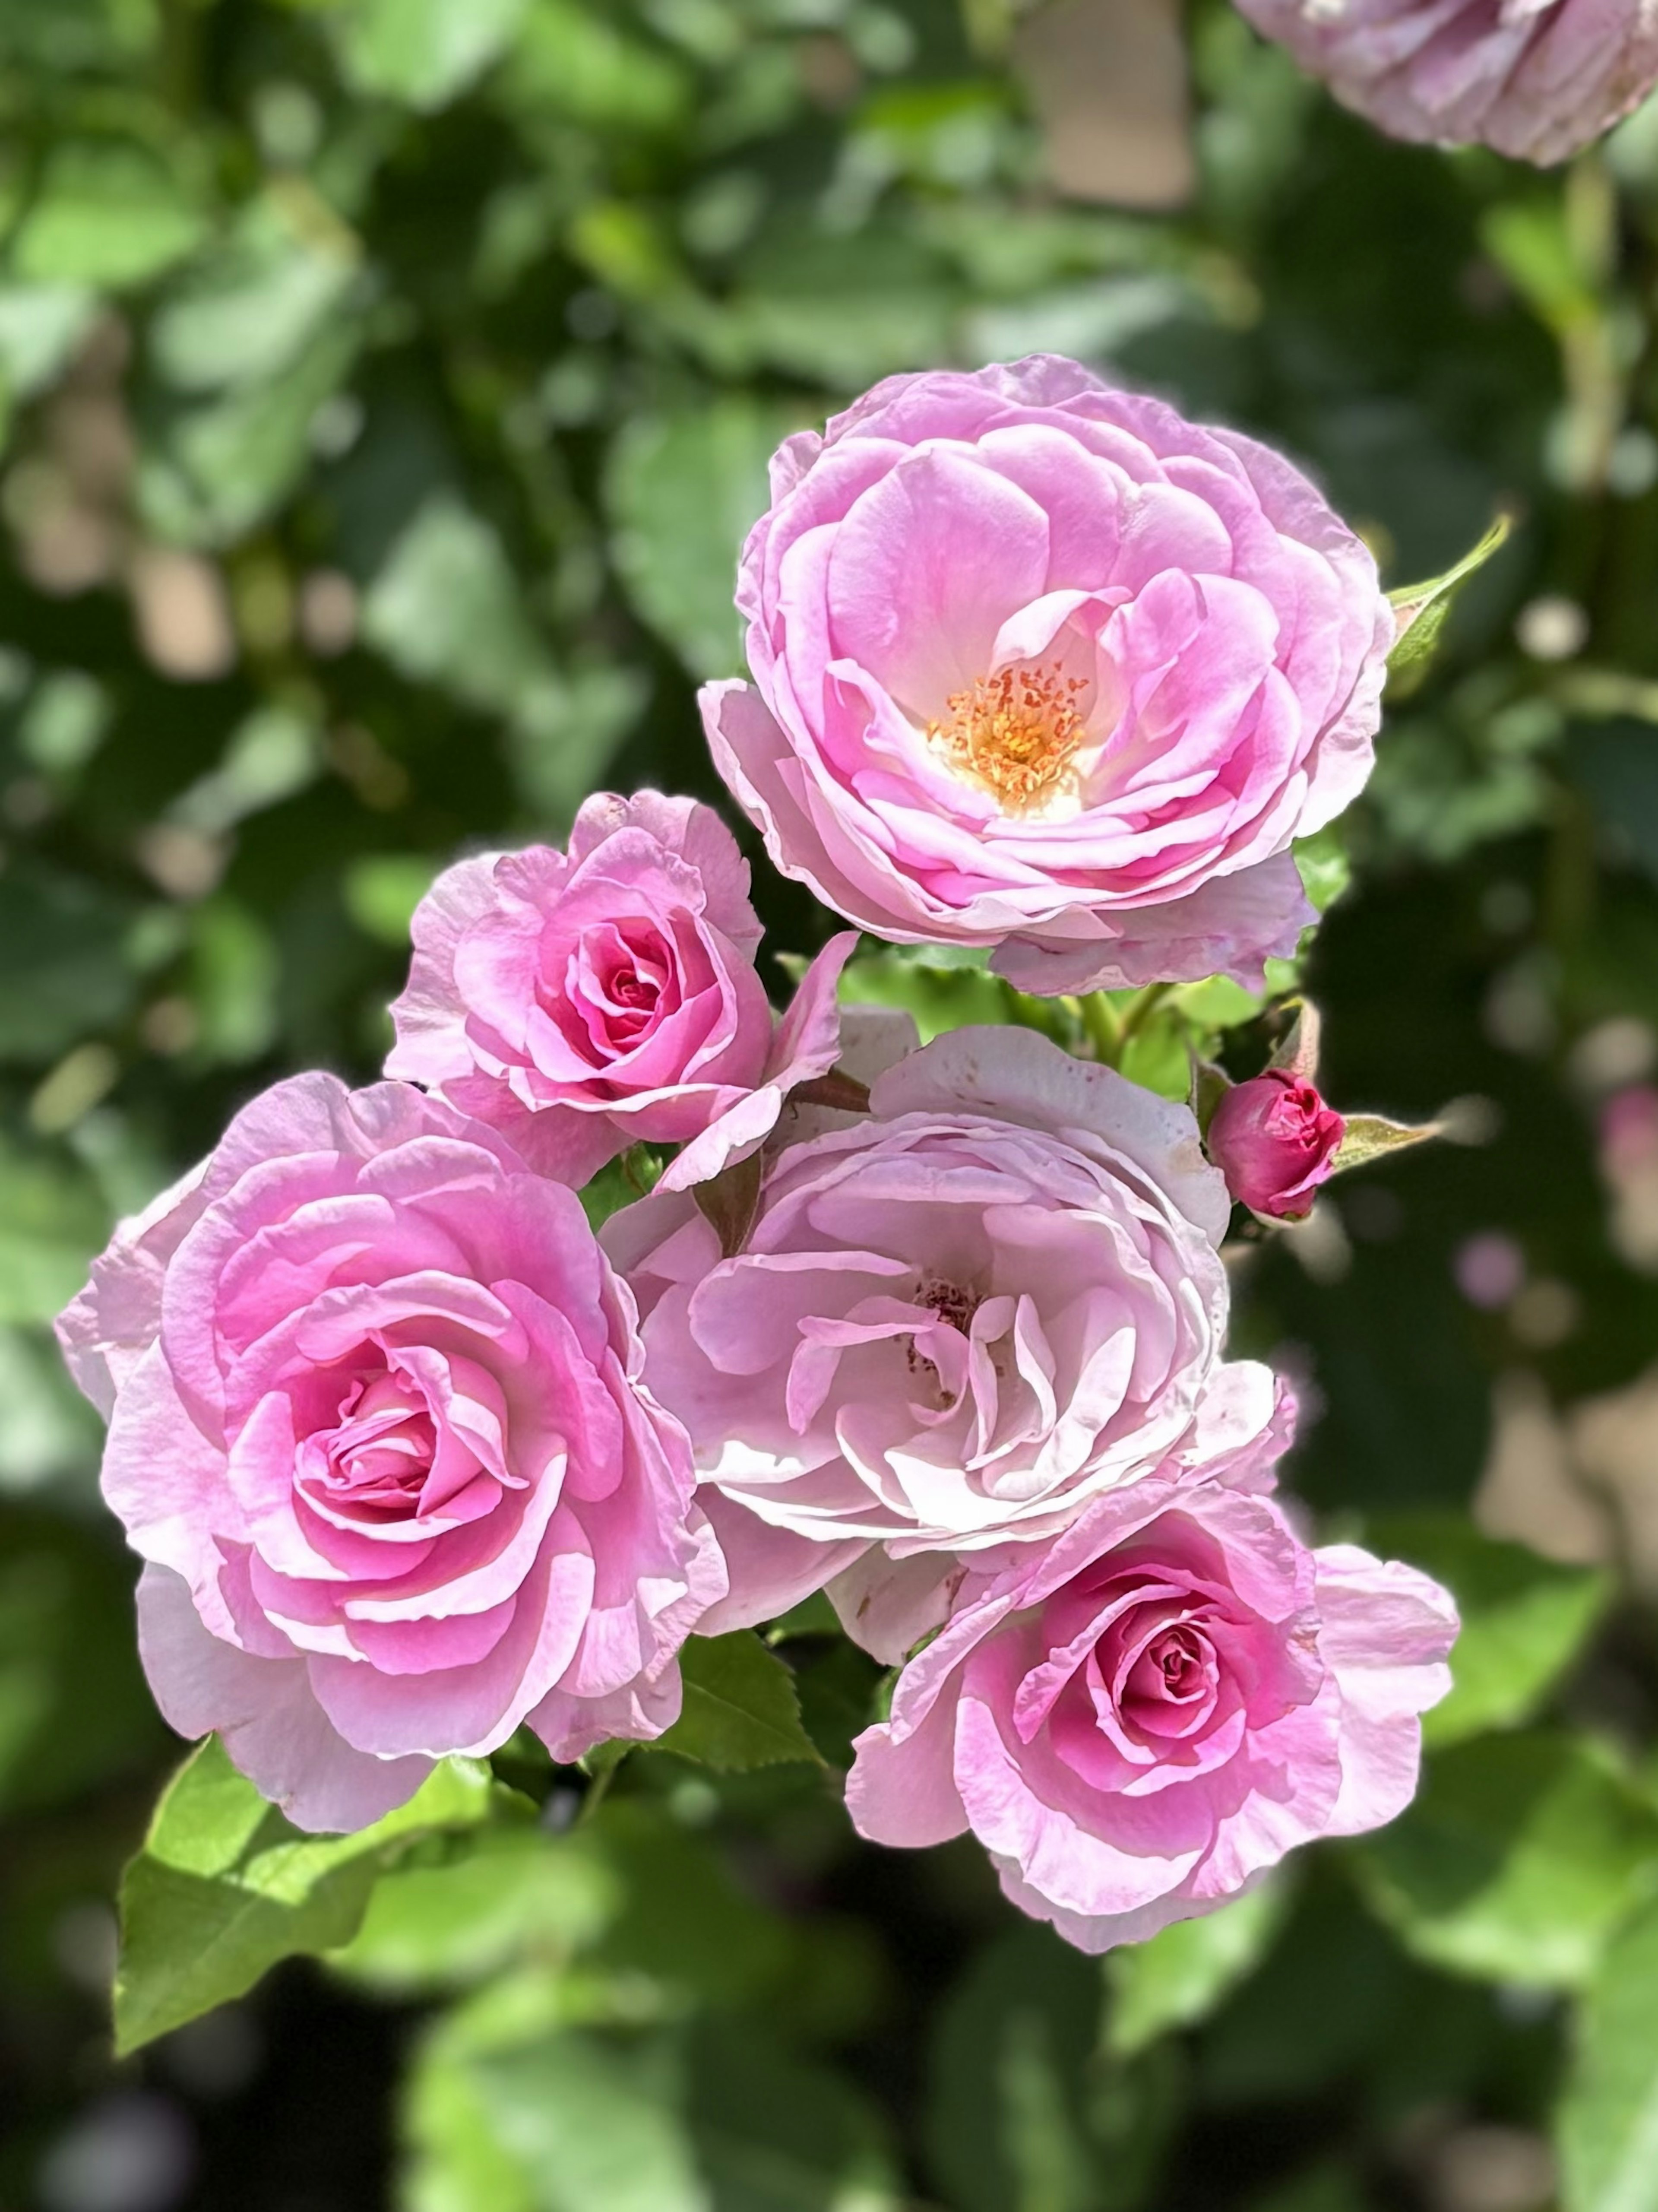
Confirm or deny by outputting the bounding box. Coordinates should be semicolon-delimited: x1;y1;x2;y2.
605;1027;1284;1628
702;354;1393;994
846;1469;1457;1951
1233;0;1658;166
387;791;857;1192
57;1075;723;1830
1206;1068;1347;1219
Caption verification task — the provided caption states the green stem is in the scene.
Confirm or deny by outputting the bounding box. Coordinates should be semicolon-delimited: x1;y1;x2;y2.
1076;992;1123;1065
1117;980;1177;1047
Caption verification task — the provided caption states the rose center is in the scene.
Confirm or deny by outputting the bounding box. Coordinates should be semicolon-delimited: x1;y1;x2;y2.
927;659;1088;814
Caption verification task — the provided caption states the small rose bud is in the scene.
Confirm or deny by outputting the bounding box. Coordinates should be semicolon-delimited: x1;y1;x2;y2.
1207;1070;1345;1221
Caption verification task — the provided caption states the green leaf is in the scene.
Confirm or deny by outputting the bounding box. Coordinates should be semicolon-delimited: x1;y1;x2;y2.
363;491;554;718
1353;1733;1658;1992
0;1136;111;1326
1106;1879;1293;2057
114;1737;501;2053
927;1921;1178;2212
332;0;529;111
1330;1112;1442;1175
0;862;135;1062
841;950;1010;1043
604;396;806;679
139;315;363;547
1386;511;1514;696
1558;1892;1658;2212
329;1825;615;1996
647;1633;823;1772
149;187;364;396
342;854;441;948
1368;1515;1611;1749
12;140;209;288
0;1505;160;1811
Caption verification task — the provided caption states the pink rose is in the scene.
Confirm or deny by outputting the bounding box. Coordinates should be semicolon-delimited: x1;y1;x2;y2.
57;1075;723;1832
1206;1068;1346;1220
387;790;858;1193
702;355;1392;995
846;1473;1457;1952
604;1027;1284;1628
1234;0;1658;166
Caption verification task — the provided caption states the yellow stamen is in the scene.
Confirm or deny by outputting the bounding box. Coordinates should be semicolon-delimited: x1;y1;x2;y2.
927;659;1088;814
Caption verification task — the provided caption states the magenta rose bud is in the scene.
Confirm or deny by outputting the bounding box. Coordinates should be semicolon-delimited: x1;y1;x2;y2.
1207;1068;1346;1220
386;789;857;1192
846;1473;1457;1953
702;355;1392;996
603;1026;1287;1631
56;1076;725;1832
1233;0;1658;166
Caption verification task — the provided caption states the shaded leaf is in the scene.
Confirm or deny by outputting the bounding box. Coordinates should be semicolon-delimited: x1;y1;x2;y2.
605;396;805;679
1558;1892;1658;2212
692;1151;763;1260
1353;1733;1658;1992
648;1633;822;1772
1368;1515;1611;1749
1106;1879;1292;2057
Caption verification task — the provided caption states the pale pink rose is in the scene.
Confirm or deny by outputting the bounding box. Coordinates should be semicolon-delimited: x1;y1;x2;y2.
1234;0;1658;166
387;790;858;1193
846;1473;1457;1952
603;1026;1284;1628
1206;1069;1346;1220
702;355;1392;995
57;1074;723;1832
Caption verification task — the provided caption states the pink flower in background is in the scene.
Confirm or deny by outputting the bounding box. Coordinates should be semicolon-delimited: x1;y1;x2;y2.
846;1473;1456;1952
57;1076;723;1831
604;1027;1284;1629
703;355;1391;996
1207;1068;1346;1219
1233;0;1658;167
387;791;857;1193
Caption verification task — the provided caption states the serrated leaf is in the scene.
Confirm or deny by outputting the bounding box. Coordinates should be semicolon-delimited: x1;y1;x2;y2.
1106;1878;1292;2056
1558;1893;1658;2212
114;1737;501;2053
1386;512;1514;696
1353;1733;1658;1992
1330;1112;1441;1174
648;1633;823;1772
1369;1515;1611;1749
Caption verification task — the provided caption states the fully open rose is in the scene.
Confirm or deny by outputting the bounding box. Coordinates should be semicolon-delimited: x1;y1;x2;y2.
702;355;1392;994
846;1472;1457;1952
57;1075;723;1831
604;1027;1283;1626
387;790;857;1193
1234;0;1658;166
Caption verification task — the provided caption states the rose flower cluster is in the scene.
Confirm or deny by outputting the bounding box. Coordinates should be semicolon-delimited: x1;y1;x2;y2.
60;359;1455;1954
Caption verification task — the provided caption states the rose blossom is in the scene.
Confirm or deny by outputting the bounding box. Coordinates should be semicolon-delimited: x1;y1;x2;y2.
1233;0;1658;167
1206;1068;1346;1219
702;355;1392;996
846;1472;1457;1952
604;1026;1284;1628
387;790;858;1192
57;1075;723;1832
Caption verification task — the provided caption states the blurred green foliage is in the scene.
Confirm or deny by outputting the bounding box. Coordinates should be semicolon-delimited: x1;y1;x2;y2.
6;2;1658;2209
